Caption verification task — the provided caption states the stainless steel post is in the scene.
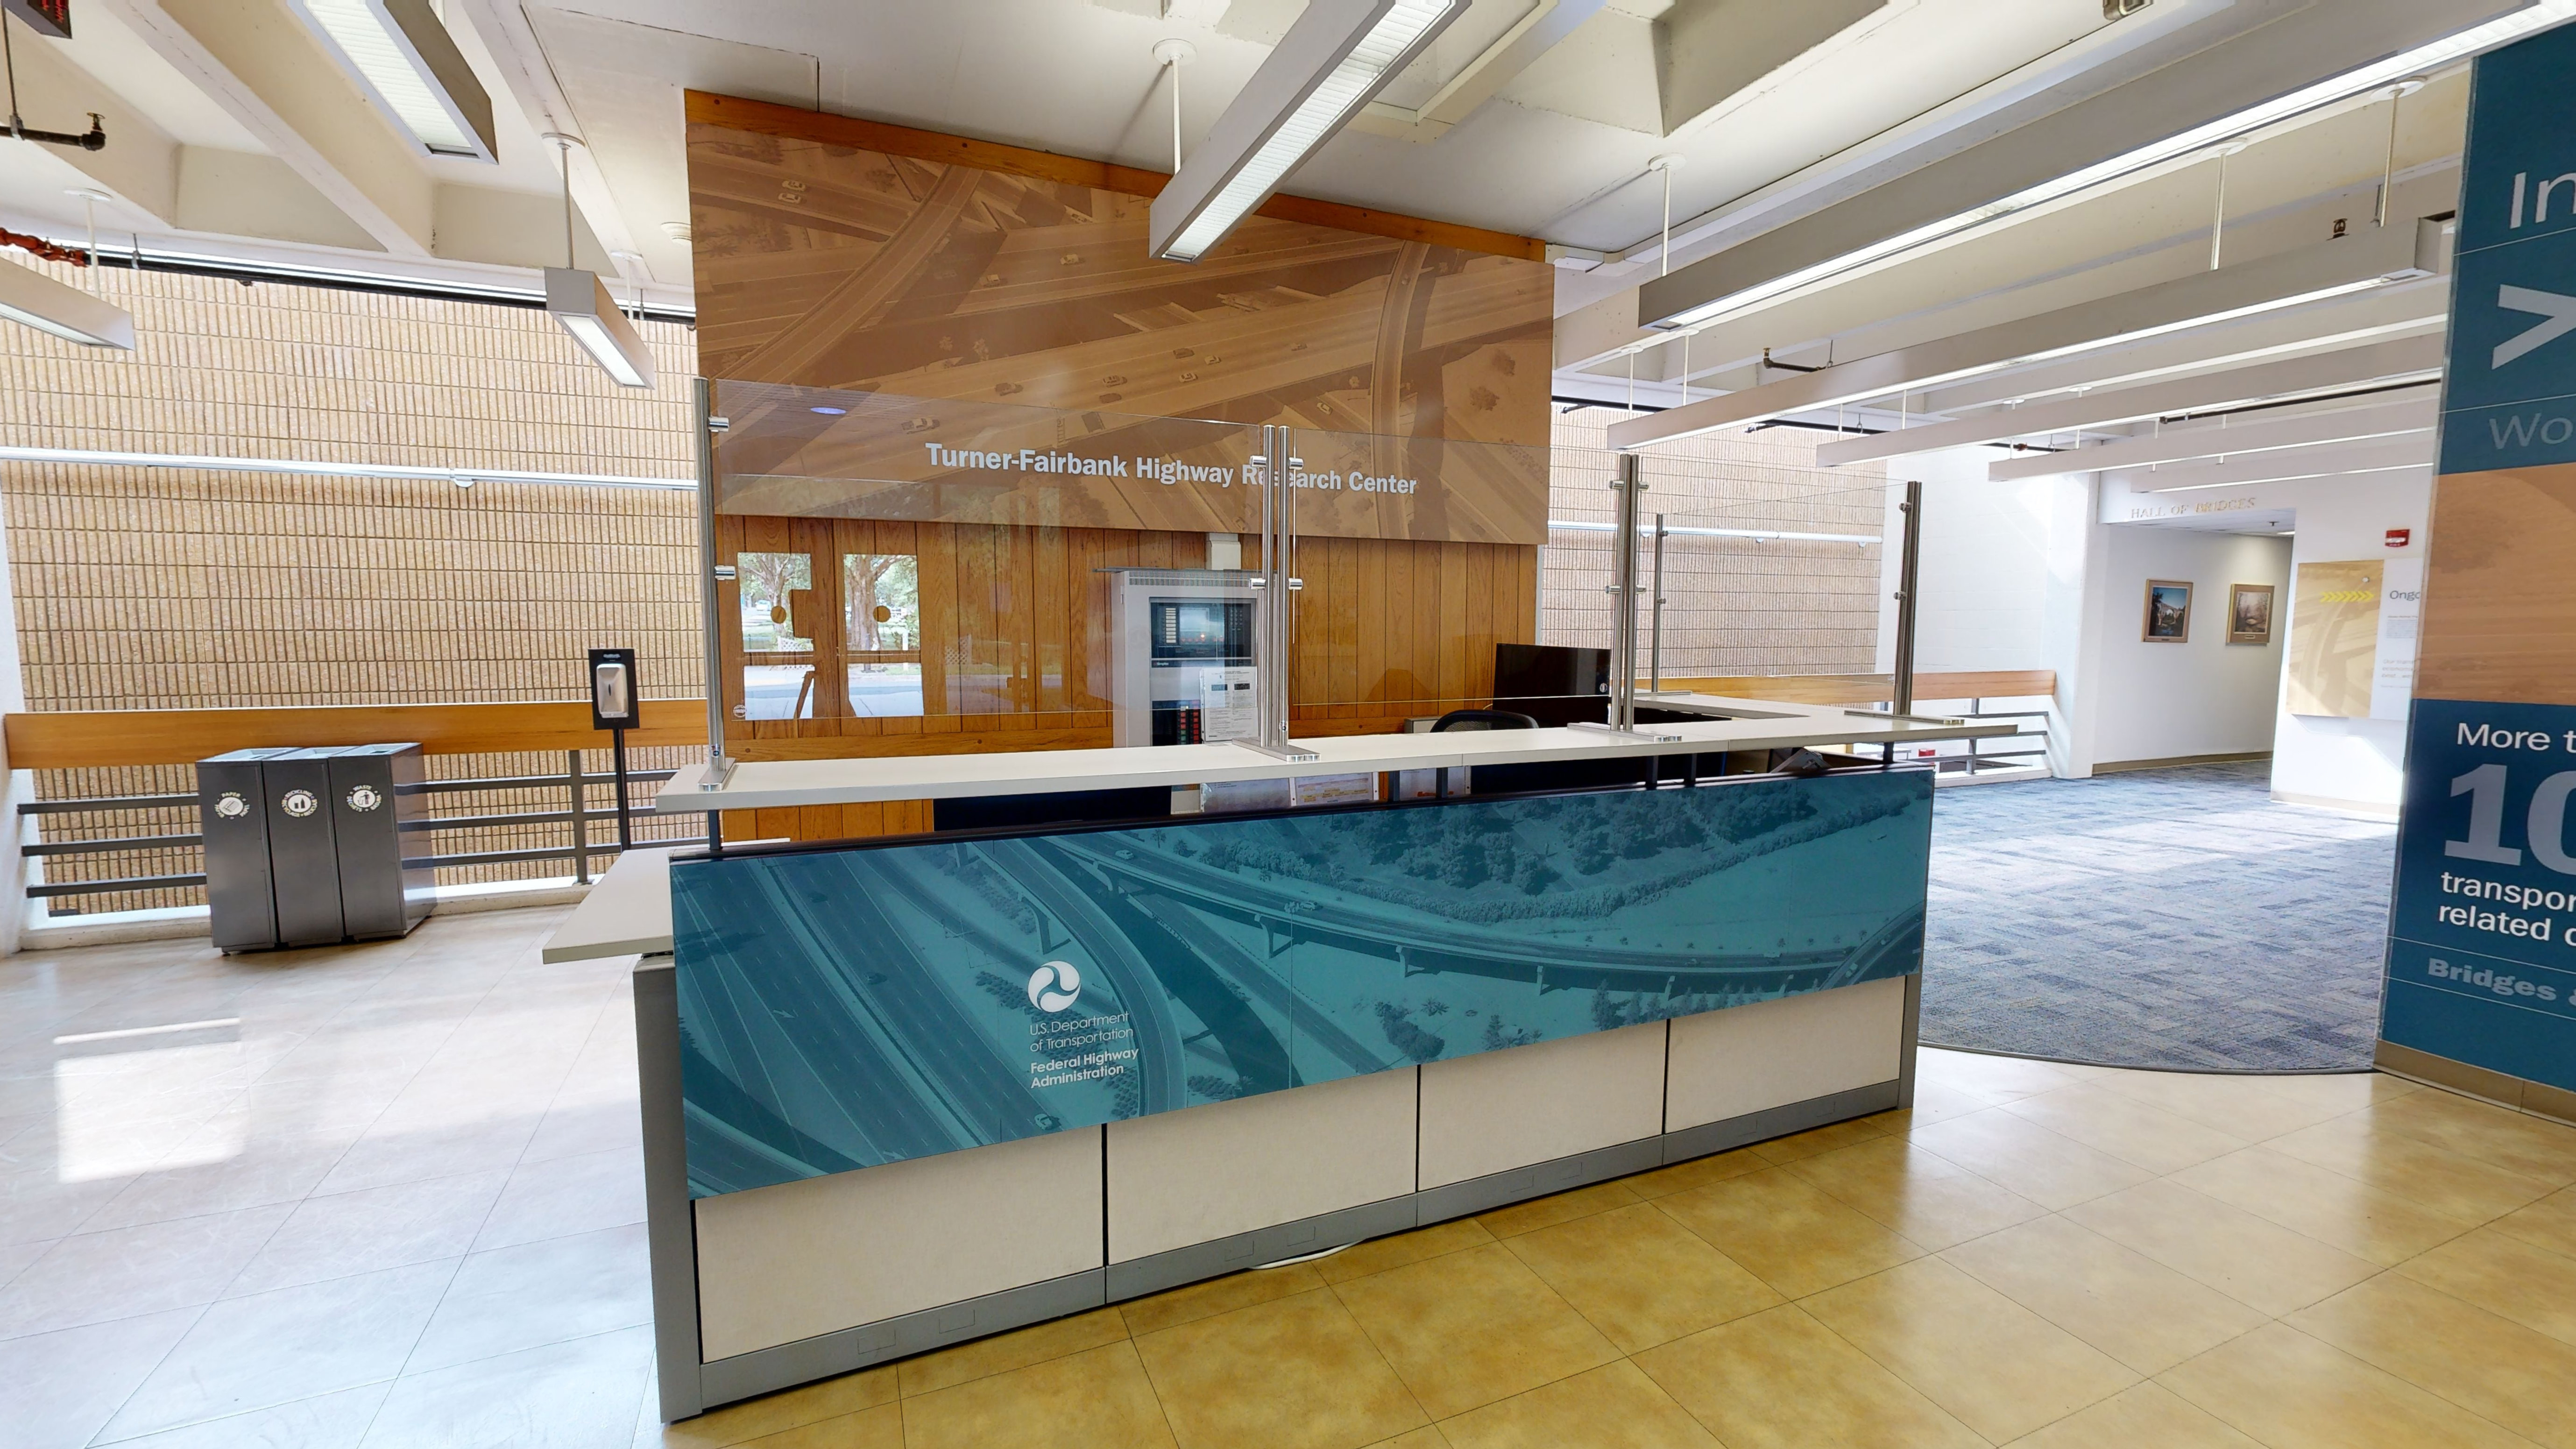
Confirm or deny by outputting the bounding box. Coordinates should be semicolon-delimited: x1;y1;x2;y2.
1240;423;1316;763
1574;453;1675;739
1649;511;1667;697
1893;479;1923;716
568;749;589;886
694;378;737;796
1612;452;1639;731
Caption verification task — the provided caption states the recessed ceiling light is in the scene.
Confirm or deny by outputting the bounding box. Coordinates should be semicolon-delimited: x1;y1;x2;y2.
810;406;847;416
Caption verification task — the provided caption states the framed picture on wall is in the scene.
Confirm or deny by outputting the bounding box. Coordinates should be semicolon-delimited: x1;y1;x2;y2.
2142;580;2193;642
2228;583;2276;644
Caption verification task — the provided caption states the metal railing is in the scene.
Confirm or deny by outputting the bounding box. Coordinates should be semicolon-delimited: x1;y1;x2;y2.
20;750;677;905
1862;695;2050;778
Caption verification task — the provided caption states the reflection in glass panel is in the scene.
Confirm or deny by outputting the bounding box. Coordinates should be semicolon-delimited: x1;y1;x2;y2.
739;551;815;721
844;553;923;718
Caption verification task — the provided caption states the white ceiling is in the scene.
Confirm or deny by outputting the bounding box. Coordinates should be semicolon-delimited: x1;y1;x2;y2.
0;0;2155;304
0;0;2537;494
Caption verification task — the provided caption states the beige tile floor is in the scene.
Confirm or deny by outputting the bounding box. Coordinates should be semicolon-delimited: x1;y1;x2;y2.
5;911;2576;1447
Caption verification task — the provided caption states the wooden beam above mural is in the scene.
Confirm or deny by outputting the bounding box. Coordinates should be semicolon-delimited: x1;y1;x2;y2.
683;91;1545;263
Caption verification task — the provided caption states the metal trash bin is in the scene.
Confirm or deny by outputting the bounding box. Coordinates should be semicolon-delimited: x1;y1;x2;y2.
263;747;347;947
329;743;433;939
195;742;437;952
198;747;293;952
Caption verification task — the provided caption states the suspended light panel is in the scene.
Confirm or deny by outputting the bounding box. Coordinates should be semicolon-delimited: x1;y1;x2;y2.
0;257;134;349
546;268;653;388
1152;0;1465;262
1649;0;2576;332
290;0;496;161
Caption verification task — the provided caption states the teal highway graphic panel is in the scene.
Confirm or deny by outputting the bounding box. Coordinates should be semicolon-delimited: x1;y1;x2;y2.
672;770;1933;1197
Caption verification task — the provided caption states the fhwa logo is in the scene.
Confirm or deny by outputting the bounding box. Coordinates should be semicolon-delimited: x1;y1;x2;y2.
1027;961;1082;1013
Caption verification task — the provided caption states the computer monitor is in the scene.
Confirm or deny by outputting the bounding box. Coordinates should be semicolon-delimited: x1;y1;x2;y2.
1492;643;1609;727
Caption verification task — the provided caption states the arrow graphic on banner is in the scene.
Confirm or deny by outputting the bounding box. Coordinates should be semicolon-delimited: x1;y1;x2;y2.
2494;285;2576;368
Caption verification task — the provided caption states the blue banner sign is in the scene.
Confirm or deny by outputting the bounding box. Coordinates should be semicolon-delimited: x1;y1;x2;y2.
672;770;1933;1198
2385;699;2576;1092
2442;20;2576;474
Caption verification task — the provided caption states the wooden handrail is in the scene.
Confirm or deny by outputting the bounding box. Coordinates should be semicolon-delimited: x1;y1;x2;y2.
3;671;2055;770
1649;671;2057;708
4;700;710;770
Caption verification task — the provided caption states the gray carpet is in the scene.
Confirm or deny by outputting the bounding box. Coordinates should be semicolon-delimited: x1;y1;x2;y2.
1920;762;2396;1073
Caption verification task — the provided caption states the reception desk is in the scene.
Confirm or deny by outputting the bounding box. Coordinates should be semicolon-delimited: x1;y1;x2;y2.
548;703;2003;1421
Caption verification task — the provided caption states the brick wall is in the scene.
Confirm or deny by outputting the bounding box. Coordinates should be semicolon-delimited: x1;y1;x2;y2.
0;262;708;912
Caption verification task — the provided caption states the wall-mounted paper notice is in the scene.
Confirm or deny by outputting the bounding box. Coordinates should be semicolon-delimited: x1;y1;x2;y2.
1201;666;1258;742
2370;557;2424;721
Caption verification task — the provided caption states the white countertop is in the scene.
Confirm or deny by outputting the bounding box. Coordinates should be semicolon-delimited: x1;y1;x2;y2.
539;846;676;964
648;694;2013;814
546;696;2014;963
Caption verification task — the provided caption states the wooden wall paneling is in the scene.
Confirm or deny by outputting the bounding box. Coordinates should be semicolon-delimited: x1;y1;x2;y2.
953;523;998;724
917;522;959;732
1468;544;1498;706
1357;538;1389;717
1511;544;1536;648
1069;527;1114;714
1001;522;1038;719
1327;537;1359;720
1434;543;1466;707
1034;524;1069;715
1414;540;1447;720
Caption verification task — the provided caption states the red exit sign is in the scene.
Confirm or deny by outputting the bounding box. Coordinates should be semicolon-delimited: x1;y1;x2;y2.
2;0;70;38
2386;528;2412;548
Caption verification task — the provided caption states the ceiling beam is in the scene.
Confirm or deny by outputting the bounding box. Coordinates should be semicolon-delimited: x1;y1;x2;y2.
450;0;643;269
1353;0;1609;141
1987;390;2438;481
99;0;435;255
1609;220;2438;450
1631;0;2538;331
1814;332;2448;465
4;21;181;223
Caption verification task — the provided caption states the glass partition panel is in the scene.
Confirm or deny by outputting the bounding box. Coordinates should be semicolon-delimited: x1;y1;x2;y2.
842;552;923;718
709;379;1556;760
1552;408;1891;698
737;550;816;721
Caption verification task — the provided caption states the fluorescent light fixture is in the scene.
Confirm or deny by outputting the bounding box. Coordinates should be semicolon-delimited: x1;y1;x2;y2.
2142;459;2429;491
1152;0;1466;261
1612;221;2436;449
547;267;654;389
289;0;496;161
1651;0;2576;330
0;256;134;348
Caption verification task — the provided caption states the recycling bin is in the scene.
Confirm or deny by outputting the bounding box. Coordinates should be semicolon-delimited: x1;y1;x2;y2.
329;743;433;939
198;747;293;952
195;742;437;952
263;747;347;947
